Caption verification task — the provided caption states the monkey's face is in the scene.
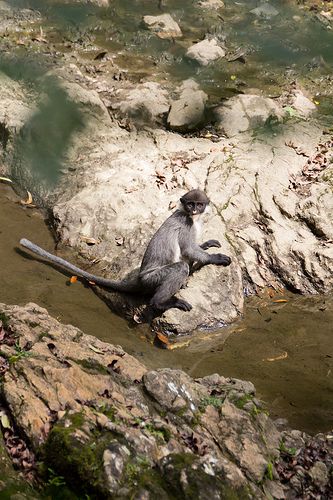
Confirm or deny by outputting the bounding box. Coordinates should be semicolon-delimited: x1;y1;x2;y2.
181;200;207;217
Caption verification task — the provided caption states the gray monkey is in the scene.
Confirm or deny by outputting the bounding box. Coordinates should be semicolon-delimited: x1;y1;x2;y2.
20;189;231;312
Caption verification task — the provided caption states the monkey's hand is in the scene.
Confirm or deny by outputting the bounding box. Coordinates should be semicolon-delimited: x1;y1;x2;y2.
210;253;232;266
200;239;221;250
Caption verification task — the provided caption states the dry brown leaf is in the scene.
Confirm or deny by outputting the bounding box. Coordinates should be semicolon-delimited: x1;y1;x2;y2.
70;276;78;283
273;299;288;303
264;351;288;362
80;235;99;245
155;332;169;345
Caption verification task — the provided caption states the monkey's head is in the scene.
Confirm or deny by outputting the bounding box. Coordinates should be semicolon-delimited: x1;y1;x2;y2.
180;189;209;217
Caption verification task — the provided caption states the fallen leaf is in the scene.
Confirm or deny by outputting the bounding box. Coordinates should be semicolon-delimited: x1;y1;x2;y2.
20;191;33;205
115;236;124;246
155;332;169;345
133;313;142;324
70;276;78;283
264;351;288;362
0;412;11;429
167;340;191;349
80;235;99;245
273;299;288;303
88;343;105;354
0;177;12;183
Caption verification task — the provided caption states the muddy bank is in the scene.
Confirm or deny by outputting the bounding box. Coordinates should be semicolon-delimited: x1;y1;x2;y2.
0;302;332;499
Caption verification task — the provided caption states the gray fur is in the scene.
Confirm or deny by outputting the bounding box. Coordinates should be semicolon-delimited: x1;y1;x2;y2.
19;190;231;313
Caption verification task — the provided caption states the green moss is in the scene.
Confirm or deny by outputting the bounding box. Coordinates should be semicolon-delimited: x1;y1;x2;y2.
229;393;253;410
144;423;171;443
279;440;297;456
74;358;109;375
95;403;116;421
38;331;50;341
43;412;107;496
8;341;32;364
0;313;10;329
28;321;39;328
161;454;250;500
199;395;225;412
265;461;274;481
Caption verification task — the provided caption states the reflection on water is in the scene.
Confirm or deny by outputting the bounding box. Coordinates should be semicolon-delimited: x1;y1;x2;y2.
13;77;85;191
1;184;332;434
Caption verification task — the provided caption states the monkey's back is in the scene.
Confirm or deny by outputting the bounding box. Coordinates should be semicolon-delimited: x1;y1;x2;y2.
139;210;195;275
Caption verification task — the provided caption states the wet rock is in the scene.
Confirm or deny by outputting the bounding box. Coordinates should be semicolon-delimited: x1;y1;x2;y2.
186;38;226;66
250;3;279;19
214;93;284;137
143;14;182;39
216;400;278;482
308;461;329;488
167;79;208;131
289;89;316;117
0;302;332;499
197;0;225;9
263;480;286;499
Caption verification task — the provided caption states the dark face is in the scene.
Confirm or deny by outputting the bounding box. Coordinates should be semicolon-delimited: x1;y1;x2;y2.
181;199;207;216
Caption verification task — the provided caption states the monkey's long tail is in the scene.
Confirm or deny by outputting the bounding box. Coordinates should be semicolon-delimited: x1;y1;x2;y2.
19;238;139;292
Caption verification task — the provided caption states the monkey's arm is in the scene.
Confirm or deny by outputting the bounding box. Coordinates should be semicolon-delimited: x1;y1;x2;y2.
19;238;140;292
200;240;221;250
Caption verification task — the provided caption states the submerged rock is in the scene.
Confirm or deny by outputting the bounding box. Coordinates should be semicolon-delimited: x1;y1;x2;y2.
250;3;279;19
0;302;332;499
143;14;182;39
197;0;225;9
186;38;226;66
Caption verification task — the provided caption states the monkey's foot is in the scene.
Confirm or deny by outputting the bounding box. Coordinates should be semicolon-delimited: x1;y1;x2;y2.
173;298;192;312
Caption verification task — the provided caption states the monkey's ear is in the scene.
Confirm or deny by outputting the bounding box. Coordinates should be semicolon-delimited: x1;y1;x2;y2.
180;197;185;204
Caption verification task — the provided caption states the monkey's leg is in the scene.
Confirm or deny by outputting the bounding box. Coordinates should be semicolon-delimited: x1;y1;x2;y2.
149;262;191;312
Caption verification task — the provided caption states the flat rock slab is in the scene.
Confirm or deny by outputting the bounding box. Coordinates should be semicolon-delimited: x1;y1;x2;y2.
143;14;182;39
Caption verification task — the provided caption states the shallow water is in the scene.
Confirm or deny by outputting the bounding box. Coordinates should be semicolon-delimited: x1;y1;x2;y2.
1;183;332;434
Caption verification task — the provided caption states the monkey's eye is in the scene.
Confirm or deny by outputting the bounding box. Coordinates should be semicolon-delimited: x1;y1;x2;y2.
196;203;204;210
187;202;195;209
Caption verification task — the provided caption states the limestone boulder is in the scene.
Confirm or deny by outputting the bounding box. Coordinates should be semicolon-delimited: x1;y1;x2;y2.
167;79;208;131
214;93;285;137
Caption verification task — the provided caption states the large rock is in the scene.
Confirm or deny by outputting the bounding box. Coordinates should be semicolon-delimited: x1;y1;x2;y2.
214;93;284;137
0;303;332;499
143;14;182;39
186;38;226;66
2;70;333;332
167;79;208;131
111;81;170;127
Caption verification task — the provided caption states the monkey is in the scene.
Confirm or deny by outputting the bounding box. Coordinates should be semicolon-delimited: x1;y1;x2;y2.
20;189;231;313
